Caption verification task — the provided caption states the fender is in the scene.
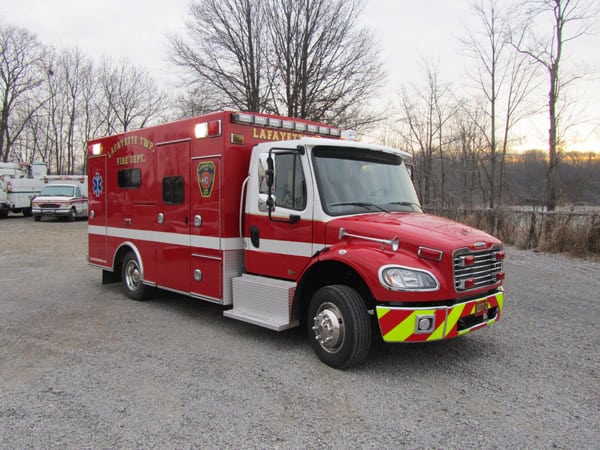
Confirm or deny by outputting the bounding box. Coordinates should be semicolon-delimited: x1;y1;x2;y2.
303;240;451;303
111;241;157;287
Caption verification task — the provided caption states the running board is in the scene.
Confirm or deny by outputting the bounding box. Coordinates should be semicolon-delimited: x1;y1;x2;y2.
224;274;298;331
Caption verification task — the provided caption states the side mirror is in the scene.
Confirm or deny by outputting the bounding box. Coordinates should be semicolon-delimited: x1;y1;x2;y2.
258;193;275;212
266;155;274;188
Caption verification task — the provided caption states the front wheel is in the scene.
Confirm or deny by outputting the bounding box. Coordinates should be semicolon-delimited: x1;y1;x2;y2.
67;207;77;222
307;285;372;369
121;251;155;301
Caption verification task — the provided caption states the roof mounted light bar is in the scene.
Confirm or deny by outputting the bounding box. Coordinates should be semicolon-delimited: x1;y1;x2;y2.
231;112;341;137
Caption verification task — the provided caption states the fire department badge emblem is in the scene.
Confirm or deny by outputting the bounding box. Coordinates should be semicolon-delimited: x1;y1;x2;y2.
197;161;215;197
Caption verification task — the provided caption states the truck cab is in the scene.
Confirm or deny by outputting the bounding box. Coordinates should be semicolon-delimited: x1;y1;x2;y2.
228;137;504;368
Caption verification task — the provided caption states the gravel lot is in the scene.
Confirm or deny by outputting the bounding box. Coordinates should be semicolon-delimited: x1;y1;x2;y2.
1;217;599;449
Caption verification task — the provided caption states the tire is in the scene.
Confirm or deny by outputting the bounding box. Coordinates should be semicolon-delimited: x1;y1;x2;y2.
121;251;156;301
33;215;41;222
307;285;371;369
67;207;77;222
23;207;32;217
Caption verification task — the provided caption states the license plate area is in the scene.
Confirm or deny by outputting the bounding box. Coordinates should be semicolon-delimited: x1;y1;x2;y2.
474;300;488;316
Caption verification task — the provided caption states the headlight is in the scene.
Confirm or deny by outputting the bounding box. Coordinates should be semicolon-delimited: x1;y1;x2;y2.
379;265;439;291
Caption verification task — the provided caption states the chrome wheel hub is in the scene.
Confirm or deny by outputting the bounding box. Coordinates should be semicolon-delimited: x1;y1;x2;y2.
125;262;141;290
312;302;344;353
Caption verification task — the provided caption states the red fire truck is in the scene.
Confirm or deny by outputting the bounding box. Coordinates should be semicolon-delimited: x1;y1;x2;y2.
87;110;505;369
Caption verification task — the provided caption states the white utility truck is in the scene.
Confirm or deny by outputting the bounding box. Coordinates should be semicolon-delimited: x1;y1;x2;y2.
0;162;46;218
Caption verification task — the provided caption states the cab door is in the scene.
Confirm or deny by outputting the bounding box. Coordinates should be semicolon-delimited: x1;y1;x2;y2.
244;149;314;280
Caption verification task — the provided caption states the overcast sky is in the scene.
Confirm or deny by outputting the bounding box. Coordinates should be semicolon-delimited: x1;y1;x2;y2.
2;0;599;150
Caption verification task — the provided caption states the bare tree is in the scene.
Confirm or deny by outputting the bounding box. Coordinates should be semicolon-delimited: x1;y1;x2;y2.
173;79;229;119
398;63;453;207
450;99;488;208
0;23;46;163
265;0;384;128
39;47;95;173
98;59;168;134
512;0;599;210
169;0;384;129
169;0;268;112
463;0;538;208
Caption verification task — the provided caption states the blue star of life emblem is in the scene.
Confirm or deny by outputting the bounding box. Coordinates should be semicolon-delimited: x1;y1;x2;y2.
92;172;103;197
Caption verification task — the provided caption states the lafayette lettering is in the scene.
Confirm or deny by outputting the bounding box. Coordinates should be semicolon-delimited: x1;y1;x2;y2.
108;136;155;159
252;128;307;141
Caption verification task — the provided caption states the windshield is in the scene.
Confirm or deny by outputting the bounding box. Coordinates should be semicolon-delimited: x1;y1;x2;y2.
40;185;75;197
312;147;422;216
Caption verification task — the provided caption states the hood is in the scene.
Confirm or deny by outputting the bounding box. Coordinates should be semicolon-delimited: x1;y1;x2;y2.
33;195;72;203
327;212;501;252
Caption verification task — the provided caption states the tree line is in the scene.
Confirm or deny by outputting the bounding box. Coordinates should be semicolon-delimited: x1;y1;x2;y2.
1;0;598;210
0;25;169;174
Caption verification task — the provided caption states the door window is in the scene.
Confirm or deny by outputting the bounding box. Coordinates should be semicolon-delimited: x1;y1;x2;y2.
258;152;306;211
163;176;184;204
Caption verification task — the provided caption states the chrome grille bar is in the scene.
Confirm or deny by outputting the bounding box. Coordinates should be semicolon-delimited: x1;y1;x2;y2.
453;247;503;292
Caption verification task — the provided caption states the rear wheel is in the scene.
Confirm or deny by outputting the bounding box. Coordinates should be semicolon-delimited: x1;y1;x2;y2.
121;251;155;301
307;285;371;369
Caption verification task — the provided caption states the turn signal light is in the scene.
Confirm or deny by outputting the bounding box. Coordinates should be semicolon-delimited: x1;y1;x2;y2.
418;246;444;262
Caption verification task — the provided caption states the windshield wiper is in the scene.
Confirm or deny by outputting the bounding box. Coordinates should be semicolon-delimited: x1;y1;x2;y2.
387;201;422;210
330;202;390;213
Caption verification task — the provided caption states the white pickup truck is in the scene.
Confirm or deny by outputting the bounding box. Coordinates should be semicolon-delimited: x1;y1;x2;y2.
31;177;88;222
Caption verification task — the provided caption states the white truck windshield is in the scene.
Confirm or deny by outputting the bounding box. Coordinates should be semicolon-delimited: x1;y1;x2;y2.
40;185;75;197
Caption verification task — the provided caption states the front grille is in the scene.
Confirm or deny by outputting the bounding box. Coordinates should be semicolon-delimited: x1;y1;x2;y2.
453;247;503;292
41;204;60;208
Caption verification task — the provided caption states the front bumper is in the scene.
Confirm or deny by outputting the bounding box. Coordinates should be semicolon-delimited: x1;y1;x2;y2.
32;207;71;217
376;289;504;342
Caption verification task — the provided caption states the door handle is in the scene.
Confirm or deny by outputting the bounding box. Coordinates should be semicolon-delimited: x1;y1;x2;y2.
250;225;260;248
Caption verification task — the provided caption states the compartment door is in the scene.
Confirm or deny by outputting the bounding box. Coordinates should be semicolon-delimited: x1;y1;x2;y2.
190;157;222;301
88;155;108;266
